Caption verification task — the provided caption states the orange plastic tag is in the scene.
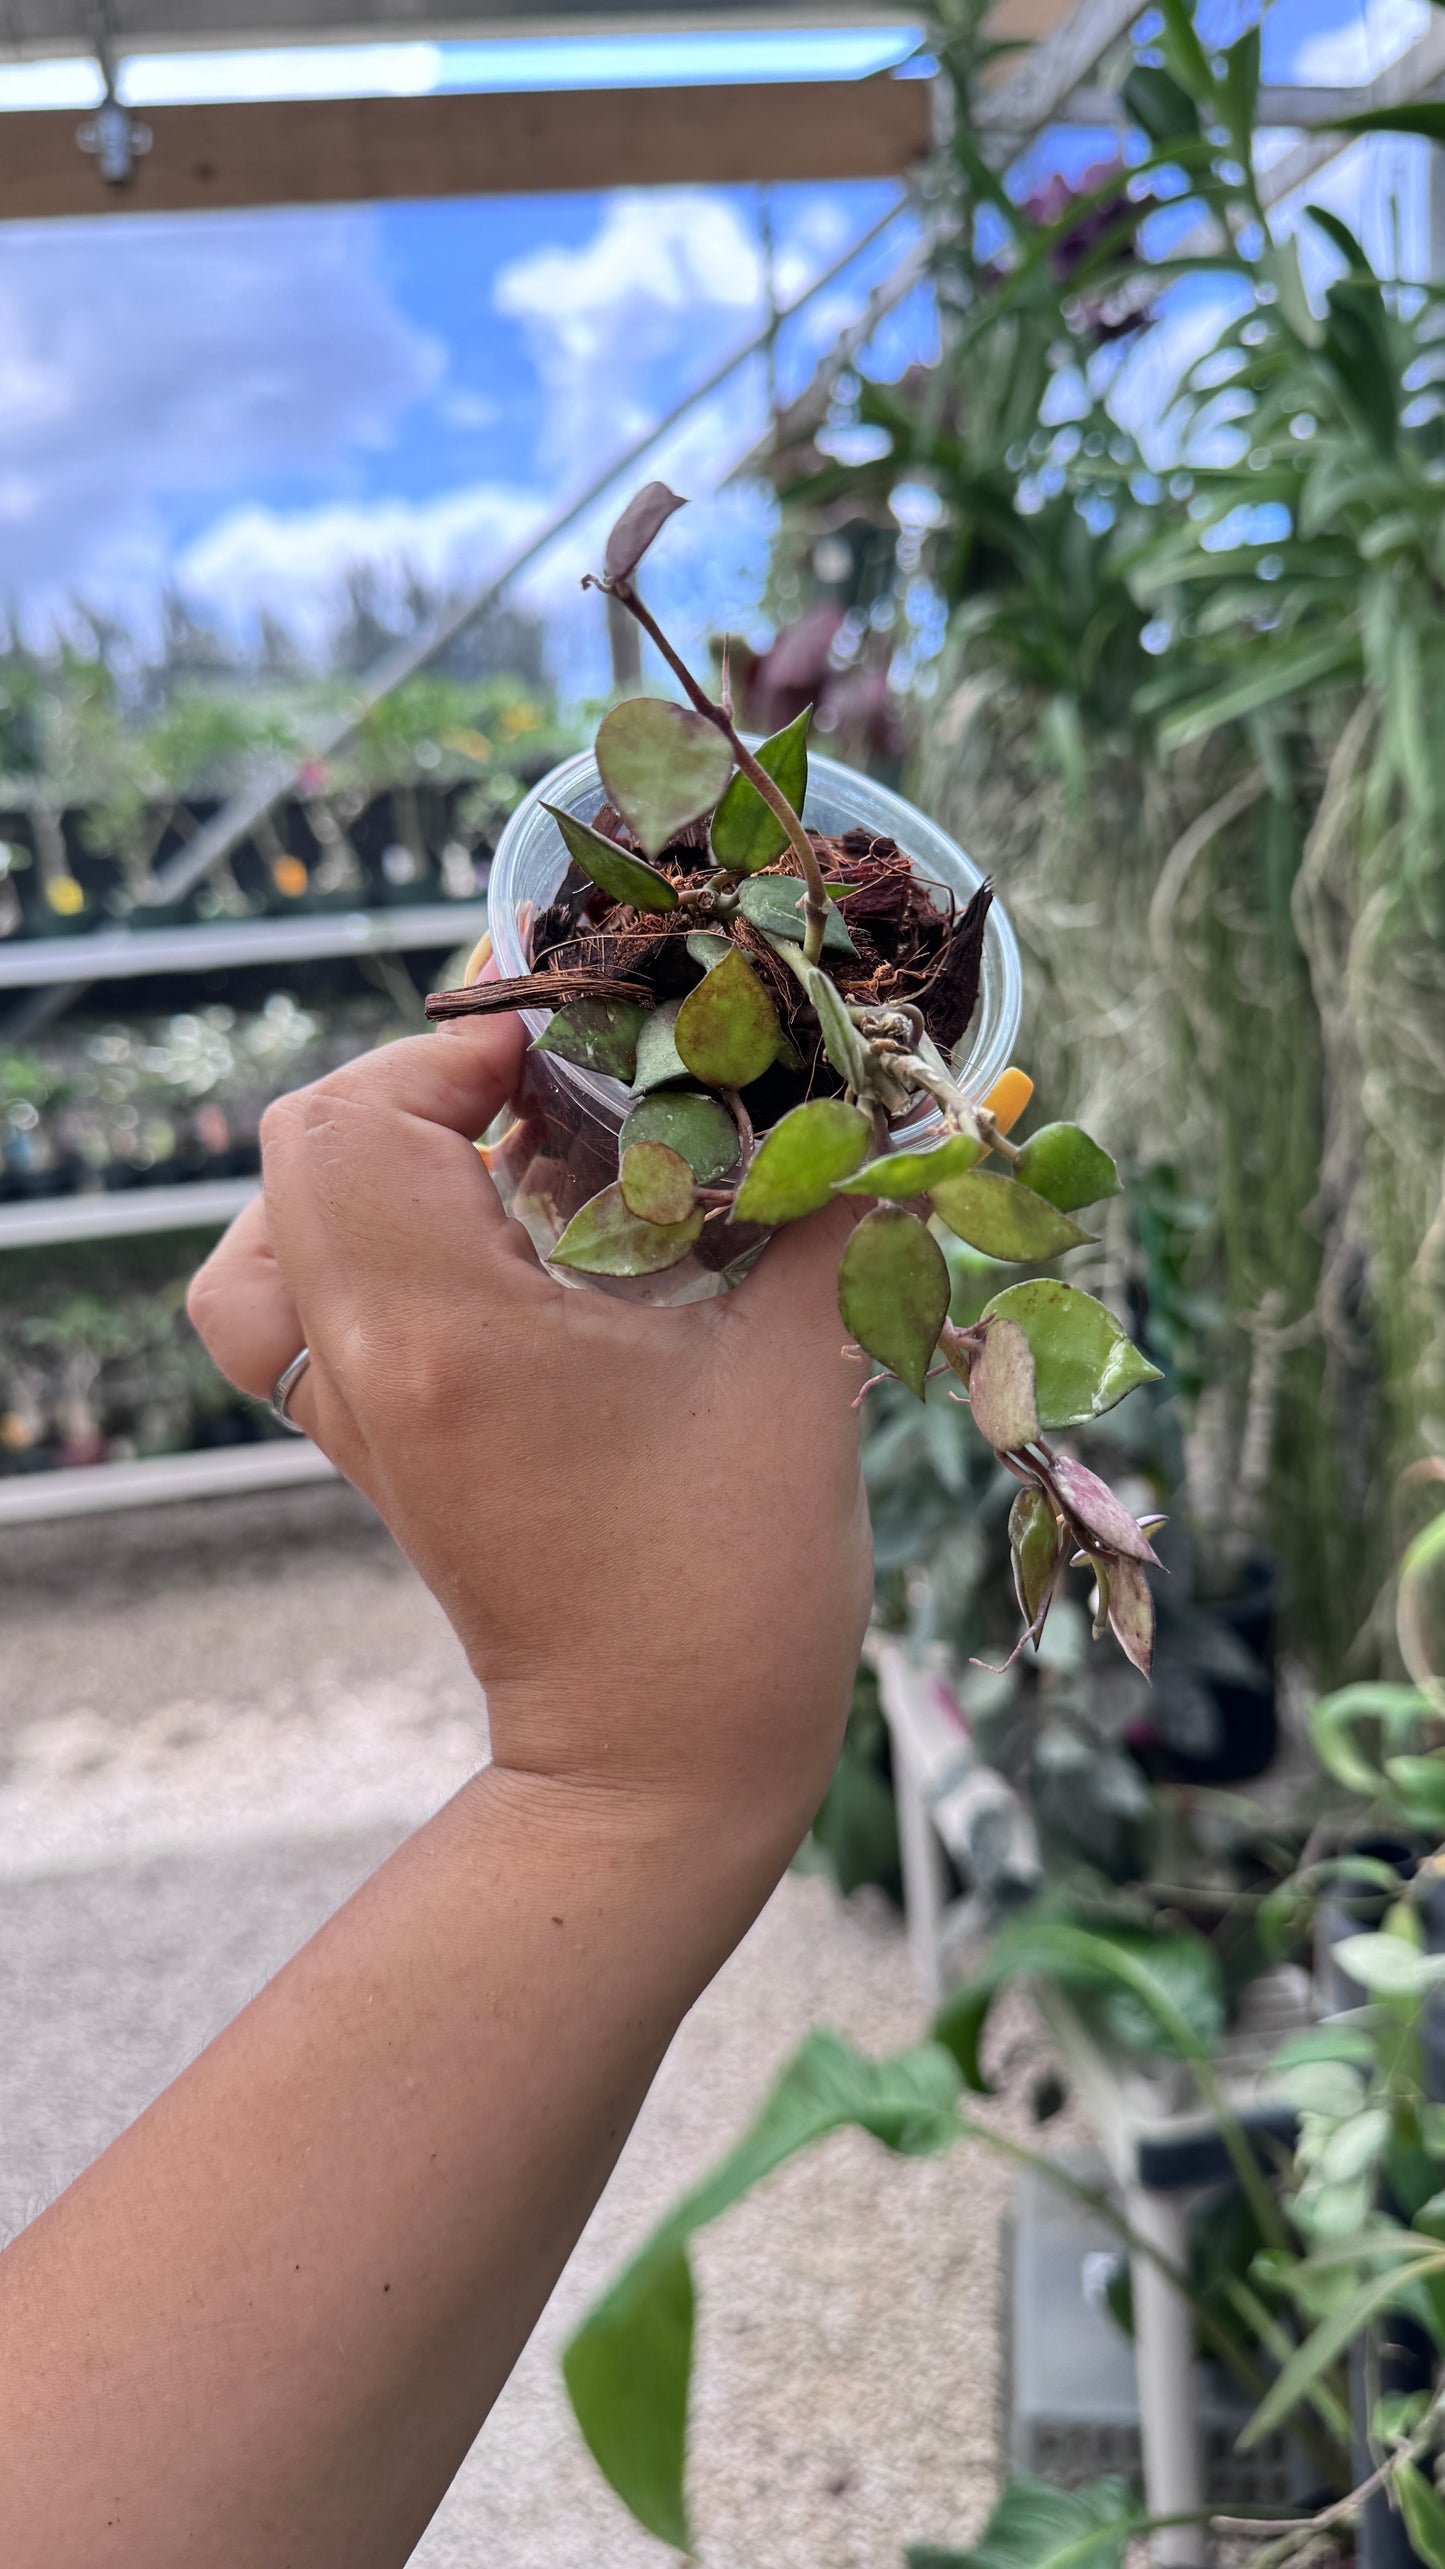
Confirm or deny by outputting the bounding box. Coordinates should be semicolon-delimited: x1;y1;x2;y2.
982;1066;1033;1136
463;928;494;985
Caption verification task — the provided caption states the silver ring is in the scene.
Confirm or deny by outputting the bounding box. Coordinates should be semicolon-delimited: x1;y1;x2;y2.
270;1346;311;1434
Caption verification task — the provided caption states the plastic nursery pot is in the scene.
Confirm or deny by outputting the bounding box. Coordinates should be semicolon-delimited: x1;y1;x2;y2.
484;745;1024;1307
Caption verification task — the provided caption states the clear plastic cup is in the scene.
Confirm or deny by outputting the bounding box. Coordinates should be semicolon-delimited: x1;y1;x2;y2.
484;745;1023;1305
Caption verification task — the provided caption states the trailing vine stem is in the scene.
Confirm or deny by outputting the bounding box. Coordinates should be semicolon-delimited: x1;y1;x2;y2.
603;573;832;964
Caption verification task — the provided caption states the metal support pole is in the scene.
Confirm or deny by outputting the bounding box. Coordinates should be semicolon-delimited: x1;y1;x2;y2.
1125;2183;1206;2569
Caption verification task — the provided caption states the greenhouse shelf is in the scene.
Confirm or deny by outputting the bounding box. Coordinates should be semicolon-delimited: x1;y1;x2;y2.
0;899;487;988
0;1439;337;1525
0;1176;259;1252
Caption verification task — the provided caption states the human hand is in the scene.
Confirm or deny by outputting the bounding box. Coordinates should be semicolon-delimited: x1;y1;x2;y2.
187;1014;871;1865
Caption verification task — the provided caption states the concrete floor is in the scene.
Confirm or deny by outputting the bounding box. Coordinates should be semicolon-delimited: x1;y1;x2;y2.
0;1487;1038;2567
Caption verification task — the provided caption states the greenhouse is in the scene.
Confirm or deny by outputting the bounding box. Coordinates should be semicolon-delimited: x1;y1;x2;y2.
1;5;1443;2567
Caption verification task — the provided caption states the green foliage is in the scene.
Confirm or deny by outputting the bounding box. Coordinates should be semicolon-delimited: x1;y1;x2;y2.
710;709;811;872
551;1182;702;1277
838;1206;951;1399
934;1912;1225;2094
534;999;648;1083
731;1098;871;1225
673;948;781;1089
907;2475;1137;2569
980;1283;1160;1429
541;802;677;913
594;699;733;858
836;1131;982;1199
630;1000;690;1095
1012;1125;1119;1215
736;871;855;954
619;1141;694;1226
929;1168;1094;1261
563;2030;963;2548
619;1090;739;1186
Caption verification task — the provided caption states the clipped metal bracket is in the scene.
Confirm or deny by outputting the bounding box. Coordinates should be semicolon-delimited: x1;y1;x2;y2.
75;4;150;189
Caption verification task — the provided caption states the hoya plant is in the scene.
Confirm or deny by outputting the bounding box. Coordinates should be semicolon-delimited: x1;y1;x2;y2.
429;484;1163;1668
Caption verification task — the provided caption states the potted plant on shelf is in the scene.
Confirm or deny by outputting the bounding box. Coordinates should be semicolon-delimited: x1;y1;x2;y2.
426;484;1168;1668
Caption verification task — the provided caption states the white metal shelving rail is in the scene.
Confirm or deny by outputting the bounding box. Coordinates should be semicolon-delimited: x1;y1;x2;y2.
0;1439;337;1526
0;898;487;989
0;1175;259;1252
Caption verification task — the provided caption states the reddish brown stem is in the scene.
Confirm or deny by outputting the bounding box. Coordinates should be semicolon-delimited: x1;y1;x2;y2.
609;577;830;963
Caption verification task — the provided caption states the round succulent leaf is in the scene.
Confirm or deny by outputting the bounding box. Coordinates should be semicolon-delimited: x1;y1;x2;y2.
685;931;732;971
620;1140;696;1226
551;1181;702;1277
631;998;690;1095
709;708;810;873
541;802;677;914
603;481;686;584
929;1167;1094;1262
619;1089;739;1186
806;963;870;1093
834;1130;982;1201
595;699;734;859
674;947;780;1089
837;1204;950;1402
1106;1554;1156;1678
731;1098;871;1226
534;997;648;1083
981;1279;1162;1428
1014;1121;1120;1212
1009;1486;1061;1630
738;873;855;956
968;1316;1040;1452
1049;1454;1161;1567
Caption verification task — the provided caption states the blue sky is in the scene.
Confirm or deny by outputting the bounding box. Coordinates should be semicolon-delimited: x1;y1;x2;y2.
0;4;1428;698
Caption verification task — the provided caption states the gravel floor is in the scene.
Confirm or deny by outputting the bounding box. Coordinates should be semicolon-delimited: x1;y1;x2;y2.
0;1488;1040;2567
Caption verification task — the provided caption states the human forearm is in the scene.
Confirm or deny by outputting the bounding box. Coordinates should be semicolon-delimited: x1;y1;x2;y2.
0;1745;789;2569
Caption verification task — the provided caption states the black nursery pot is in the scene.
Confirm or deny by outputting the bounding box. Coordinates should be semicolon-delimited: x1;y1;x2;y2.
482;746;1024;1305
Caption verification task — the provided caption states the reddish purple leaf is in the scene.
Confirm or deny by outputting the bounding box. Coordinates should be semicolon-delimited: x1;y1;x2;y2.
1049;1454;1162;1566
969;1317;1040;1453
605;482;687;584
1106;1554;1156;1678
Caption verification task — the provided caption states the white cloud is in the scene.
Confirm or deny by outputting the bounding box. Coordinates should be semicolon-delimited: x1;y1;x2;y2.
0;208;443;631
1286;0;1429;83
178;481;547;648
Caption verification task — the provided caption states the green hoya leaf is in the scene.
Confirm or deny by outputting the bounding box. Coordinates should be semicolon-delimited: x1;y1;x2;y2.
685;930;731;971
563;2241;695;2553
907;2475;1137;2569
551;1182;702;1277
1308;1683;1431;1796
1329;1934;1445;2000
1397;2463;1445;2569
564;2030;961;2547
540;801;677;914
534;997;648;1083
968;1317;1039;1453
838;1205;950;1400
732;1098;871;1226
935;1915;1225;2095
981;1281;1162;1429
631;998;689;1094
835;1130;982;1201
674;948;780;1089
620;1140;695;1226
930;1168;1094;1262
1013;1123;1120;1213
738;872;855;955
620;1089;739;1186
709;708;810;872
807;963;870;1092
595;699;734;859
1010;1487;1060;1631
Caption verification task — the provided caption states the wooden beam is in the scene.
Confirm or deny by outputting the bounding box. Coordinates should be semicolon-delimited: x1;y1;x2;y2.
0;73;933;220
